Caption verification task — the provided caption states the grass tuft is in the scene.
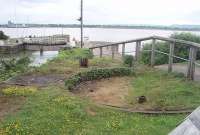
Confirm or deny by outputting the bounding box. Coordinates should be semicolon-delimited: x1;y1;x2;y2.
2;86;37;96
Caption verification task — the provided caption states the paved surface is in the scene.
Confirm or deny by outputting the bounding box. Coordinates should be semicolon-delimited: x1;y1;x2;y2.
156;64;200;81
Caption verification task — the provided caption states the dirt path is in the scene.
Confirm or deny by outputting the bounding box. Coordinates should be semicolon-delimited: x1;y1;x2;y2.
156;63;200;81
73;77;132;107
6;74;67;86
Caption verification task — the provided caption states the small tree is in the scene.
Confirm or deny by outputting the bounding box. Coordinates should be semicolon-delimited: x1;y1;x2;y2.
0;31;9;40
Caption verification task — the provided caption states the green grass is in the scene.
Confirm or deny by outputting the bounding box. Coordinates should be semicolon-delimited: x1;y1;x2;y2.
1;49;198;134
0;86;185;135
128;67;200;110
2;86;37;96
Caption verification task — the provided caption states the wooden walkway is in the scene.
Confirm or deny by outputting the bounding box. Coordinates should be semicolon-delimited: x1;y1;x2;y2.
169;107;200;135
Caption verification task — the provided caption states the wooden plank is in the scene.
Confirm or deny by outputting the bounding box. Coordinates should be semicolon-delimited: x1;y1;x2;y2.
151;39;156;67
187;47;197;80
136;41;141;62
168;42;175;72
100;47;103;58
169;107;200;135
122;43;125;57
169;119;200;135
189;107;200;130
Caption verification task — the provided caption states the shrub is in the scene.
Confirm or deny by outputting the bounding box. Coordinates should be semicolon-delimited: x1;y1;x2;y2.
0;57;31;82
141;32;200;65
58;48;93;60
65;67;134;90
2;86;37;96
123;55;134;67
0;31;9;40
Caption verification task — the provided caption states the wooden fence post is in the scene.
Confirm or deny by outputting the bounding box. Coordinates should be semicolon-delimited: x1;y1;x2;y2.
151;39;156;67
187;47;197;80
116;44;119;53
168;42;175;72
122;43;125;57
112;46;115;59
90;49;93;56
136;41;141;62
100;47;103;58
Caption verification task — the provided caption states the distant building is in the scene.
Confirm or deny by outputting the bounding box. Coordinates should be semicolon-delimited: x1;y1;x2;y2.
7;21;15;27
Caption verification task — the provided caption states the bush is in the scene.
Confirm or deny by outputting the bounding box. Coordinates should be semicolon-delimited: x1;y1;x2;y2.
0;31;9;40
2;86;37;96
65;67;134;90
141;32;200;65
0;57;31;82
58;48;93;60
123;55;134;67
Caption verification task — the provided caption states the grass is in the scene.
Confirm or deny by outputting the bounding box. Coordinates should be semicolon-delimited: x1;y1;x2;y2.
2;86;37;96
0;86;185;135
128;67;200;110
1;48;198;134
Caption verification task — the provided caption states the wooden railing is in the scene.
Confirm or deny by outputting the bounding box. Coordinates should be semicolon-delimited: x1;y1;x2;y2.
89;36;200;80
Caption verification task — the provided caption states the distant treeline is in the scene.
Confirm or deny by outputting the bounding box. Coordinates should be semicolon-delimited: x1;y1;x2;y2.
1;24;200;31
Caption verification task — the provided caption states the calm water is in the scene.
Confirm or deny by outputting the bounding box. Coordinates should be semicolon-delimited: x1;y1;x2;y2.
1;28;200;66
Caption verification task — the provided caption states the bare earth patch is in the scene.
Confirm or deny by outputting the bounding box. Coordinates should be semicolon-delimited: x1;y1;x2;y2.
6;74;67;86
73;77;132;107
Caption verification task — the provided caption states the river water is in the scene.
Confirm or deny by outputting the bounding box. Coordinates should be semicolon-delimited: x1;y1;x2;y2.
1;28;200;66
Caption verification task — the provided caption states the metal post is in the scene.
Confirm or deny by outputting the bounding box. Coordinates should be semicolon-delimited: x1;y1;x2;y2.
187;47;197;80
151;39;156;67
168;42;175;72
80;0;83;48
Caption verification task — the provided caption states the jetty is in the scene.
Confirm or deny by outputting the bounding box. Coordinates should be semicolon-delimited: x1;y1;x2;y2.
0;35;70;54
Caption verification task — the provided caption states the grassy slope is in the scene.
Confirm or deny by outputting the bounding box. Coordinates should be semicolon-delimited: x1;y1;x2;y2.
0;49;194;134
128;67;200;110
0;86;184;135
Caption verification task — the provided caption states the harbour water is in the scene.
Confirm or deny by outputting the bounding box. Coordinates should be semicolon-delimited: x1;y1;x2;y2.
1;28;200;66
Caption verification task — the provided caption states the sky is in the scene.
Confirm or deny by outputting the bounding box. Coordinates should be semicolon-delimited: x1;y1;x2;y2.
0;0;200;25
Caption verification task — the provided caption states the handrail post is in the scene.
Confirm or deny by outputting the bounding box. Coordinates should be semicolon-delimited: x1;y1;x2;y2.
100;47;103;58
168;42;175;72
187;47;197;80
116;44;119;53
90;48;93;56
136;41;141;62
151;39;156;67
122;43;125;57
112;46;115;59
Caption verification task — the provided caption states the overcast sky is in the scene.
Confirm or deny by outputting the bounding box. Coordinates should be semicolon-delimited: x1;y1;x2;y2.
0;0;200;25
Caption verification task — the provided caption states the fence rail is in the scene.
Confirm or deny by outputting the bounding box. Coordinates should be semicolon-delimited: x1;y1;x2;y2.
89;35;200;80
